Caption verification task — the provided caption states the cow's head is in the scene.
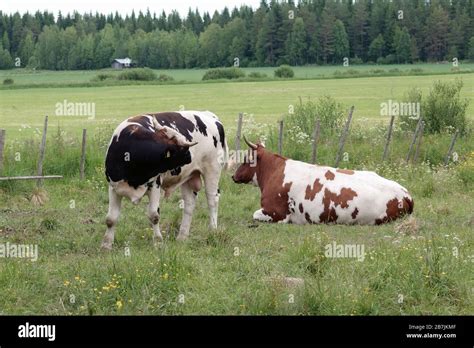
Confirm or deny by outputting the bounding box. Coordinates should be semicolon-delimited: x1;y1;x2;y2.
232;136;263;185
153;117;197;171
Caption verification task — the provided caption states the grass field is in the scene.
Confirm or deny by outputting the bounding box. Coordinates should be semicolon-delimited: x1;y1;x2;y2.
2;63;474;85
1;72;474;141
0;65;473;315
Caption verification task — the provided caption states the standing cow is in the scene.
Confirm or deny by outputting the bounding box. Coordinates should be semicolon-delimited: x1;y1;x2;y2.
232;137;413;225
102;111;227;249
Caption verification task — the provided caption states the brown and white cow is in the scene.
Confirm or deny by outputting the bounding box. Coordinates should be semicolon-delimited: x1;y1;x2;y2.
232;137;413;225
102;111;227;249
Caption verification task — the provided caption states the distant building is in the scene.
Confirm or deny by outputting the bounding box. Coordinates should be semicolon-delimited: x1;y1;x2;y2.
111;58;133;69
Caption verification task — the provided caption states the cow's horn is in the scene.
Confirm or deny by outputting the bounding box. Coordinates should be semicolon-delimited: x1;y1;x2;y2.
243;135;257;150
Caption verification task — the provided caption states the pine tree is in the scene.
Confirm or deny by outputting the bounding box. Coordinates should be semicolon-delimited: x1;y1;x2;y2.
394;27;411;63
424;5;449;61
318;7;336;64
468;37;474;61
18;30;35;67
333;19;349;64
368;34;385;62
284;17;307;65
0;42;13;69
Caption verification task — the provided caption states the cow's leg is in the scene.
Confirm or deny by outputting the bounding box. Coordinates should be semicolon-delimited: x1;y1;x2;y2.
147;182;162;244
176;182;197;241
202;166;221;230
102;186;123;250
253;208;273;222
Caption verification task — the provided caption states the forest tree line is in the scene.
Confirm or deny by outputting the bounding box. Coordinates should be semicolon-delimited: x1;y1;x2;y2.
1;0;474;70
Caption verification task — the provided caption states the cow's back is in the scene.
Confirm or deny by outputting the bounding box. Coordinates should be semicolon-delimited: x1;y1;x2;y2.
283;160;413;225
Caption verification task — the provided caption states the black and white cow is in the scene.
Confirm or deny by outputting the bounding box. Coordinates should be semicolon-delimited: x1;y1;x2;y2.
102;111;227;249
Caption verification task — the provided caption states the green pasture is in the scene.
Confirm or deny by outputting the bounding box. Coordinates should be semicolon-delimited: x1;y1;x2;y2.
0;66;473;315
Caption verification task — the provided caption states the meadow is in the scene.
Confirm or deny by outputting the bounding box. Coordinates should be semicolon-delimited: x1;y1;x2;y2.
0;66;473;315
2;63;474;86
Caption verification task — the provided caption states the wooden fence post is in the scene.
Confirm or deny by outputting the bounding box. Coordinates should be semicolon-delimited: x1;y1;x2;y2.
278;120;284;156
413;120;424;163
311;119;320;164
36;116;48;187
335;106;354;167
406;117;423;164
234;112;244;164
382;115;395;161
444;129;459;165
0;129;5;175
80;129;87;180
235;112;243;152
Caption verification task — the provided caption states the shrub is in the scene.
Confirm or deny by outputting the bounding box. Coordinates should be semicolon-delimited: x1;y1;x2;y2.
456;152;474;186
370;68;386;74
274;65;294;78
350;57;364;65
400;79;468;134
96;73;114;81
385;54;398;64
410;67;424;73
248;71;267;78
202;67;245;80
285;95;346;138
3;78;14;85
343;69;359;76
158;73;174;82
117;68;157;81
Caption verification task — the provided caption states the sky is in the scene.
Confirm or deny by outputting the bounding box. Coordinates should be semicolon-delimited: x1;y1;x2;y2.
2;0;261;16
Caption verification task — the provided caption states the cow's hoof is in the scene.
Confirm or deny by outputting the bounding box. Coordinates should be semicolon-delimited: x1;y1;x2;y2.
100;242;113;251
176;234;188;241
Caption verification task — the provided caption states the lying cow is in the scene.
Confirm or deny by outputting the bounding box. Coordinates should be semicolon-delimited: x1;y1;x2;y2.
232;137;413;225
102;111;227;249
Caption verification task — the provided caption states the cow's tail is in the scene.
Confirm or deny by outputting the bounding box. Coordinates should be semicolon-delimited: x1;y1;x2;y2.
222;137;231;171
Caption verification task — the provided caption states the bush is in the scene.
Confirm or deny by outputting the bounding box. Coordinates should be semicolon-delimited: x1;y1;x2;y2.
96;73;114;81
117;68;157;81
376;57;388;64
274;65;294;78
158;73;174;82
285;96;346;138
337;69;359;76
400;79;468;134
350;57;364;65
3;78;14;85
202;67;245;80
409;67;424;73
248;72;267;78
